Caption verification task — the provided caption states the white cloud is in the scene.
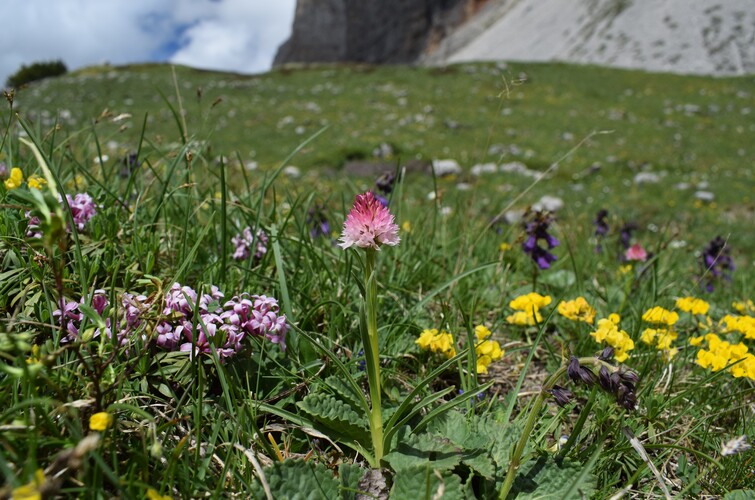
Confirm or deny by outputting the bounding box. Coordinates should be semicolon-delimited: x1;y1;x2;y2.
0;0;295;86
169;0;296;74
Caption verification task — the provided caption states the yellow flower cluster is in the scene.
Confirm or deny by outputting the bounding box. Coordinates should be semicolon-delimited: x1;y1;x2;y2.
694;333;755;380
732;300;754;314
506;292;552;326
720;314;755;339
640;328;679;360
675;296;710;315
416;328;456;358
590;314;634;362
557;296;596;324
474;325;504;374
641;306;681;360
416;326;505;374
2;167;46;190
642;306;679;326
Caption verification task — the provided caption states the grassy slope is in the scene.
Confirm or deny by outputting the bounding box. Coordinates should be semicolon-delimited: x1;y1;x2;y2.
12;61;754;256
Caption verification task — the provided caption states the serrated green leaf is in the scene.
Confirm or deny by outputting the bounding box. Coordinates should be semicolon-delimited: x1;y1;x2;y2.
724;491;755;500
250;459;339;500
338;463;367;499
479;415;521;469
510;456;596;499
325;375;365;412
383;428;462;473
297;393;369;442
390;466;464;500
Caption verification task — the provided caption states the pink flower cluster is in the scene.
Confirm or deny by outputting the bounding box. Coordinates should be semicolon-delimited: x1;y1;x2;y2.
62;193;98;231
25;192;97;238
53;289;111;342
232;227;269;261
339;191;400;250
54;282;289;361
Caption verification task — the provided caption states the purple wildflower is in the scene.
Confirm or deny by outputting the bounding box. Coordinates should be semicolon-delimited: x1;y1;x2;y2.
0;162;7;179
619;222;637;250
60;192;97;231
52;290;112;343
700;236;735;292
120;153;139;178
179;313;243;360
164;282;198;317
306;205;331;239
116;282;288;359
25;210;42;239
231;227;268;261
53;297;83;339
522;210;559;269
375;172;395;195
594;209;609;252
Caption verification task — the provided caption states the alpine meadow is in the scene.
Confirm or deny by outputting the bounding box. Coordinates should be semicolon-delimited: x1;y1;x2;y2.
1;61;753;498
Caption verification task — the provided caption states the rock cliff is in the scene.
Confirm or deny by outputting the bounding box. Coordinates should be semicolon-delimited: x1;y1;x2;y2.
276;0;755;75
273;0;487;65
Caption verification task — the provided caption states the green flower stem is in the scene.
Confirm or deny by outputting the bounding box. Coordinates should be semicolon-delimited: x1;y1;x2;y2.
498;357;612;499
363;248;384;463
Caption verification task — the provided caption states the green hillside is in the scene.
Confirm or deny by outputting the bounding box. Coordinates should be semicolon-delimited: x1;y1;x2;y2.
10;61;754;252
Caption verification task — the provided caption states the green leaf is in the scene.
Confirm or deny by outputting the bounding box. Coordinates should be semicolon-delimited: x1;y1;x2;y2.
510;456;596;499
539;270;576;288
383;427;462;473
338;463;367;499
297;393;369;442
325;375;364;412
250;459;339;500
724;491;755;500
389;466;464;500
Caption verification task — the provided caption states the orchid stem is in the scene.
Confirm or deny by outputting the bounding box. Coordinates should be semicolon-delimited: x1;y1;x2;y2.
363;249;384;463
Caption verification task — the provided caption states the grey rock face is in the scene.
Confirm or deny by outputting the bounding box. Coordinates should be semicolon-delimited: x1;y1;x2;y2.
274;0;479;66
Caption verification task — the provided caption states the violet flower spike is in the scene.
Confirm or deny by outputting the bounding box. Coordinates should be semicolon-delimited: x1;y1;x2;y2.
338;191;400;250
521;210;559;270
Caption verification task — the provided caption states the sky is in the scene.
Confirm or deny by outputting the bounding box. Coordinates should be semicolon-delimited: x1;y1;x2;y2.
0;0;296;86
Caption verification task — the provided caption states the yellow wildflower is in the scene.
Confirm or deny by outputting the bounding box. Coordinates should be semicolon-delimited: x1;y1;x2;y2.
720;315;755;339
507;292;551;326
89;411;114;431
689;335;704;346
12;469;46;500
557;296;596;324
499;242;512;252
416;329;456;358
401;221;412;233
475;338;504;374
474;325;491;341
590;316;634;362
27;174;47;190
147;488;173;500
618;264;633;275
642;306;679;326
730;354;755;380
675;296;710;315
4;167;24;190
732;300;754;314
506;310;543;326
509;292;552;311
640;328;658;345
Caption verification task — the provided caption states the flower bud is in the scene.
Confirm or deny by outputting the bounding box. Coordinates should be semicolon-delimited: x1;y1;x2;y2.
549;385;573;407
